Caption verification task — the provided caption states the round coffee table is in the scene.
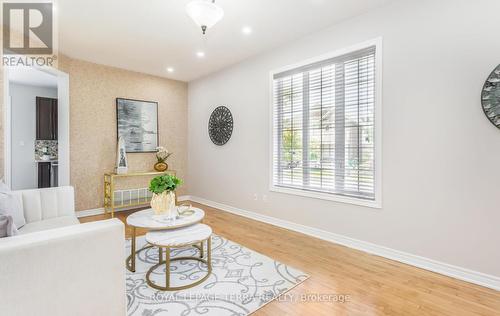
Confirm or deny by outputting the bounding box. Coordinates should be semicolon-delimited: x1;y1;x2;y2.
145;224;212;291
126;207;205;272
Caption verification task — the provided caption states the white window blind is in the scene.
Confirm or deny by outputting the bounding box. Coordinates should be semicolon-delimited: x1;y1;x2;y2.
272;46;377;201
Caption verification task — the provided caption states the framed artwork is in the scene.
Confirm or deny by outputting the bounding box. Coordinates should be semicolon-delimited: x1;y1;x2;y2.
116;98;158;152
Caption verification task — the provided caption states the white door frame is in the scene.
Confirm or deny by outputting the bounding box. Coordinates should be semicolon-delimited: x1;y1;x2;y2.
3;68;11;187
3;66;70;188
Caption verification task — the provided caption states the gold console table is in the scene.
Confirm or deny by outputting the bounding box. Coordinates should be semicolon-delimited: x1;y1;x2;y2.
104;170;176;217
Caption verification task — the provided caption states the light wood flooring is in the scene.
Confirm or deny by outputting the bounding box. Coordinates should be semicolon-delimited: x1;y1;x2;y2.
80;202;500;316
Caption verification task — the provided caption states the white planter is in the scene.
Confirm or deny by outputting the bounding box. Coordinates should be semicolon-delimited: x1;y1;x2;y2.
151;191;176;219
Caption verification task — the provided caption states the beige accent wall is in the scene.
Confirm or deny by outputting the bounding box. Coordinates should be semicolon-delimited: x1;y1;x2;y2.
1;55;188;211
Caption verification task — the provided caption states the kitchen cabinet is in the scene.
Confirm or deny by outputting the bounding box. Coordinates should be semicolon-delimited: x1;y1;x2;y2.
36;97;58;140
38;162;51;188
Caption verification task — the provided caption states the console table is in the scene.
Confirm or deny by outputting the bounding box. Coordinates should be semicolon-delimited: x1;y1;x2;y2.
104;170;176;217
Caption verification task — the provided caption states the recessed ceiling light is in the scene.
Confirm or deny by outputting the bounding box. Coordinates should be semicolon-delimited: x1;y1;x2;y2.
166;67;174;73
196;51;206;58
242;26;252;35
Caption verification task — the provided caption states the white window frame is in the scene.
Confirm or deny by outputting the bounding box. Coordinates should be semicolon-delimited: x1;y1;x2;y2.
269;38;383;208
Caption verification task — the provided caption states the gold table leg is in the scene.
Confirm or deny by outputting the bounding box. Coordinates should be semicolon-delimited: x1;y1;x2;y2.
131;226;136;272
200;241;204;258
207;236;211;264
165;247;171;289
125;226;138;273
145;236;213;291
126;243;154;272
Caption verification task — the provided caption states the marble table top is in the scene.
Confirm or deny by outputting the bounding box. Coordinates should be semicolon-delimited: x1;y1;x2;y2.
126;207;205;230
146;224;212;247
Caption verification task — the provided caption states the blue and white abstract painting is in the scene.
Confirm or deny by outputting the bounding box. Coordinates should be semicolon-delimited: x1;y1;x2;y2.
117;98;158;152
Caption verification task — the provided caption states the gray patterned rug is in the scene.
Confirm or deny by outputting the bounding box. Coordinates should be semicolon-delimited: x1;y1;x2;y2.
126;235;308;316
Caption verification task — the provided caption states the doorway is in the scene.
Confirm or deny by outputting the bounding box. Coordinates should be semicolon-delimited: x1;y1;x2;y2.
3;66;70;190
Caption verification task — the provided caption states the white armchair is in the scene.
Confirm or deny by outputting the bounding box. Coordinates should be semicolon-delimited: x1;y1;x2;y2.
0;186;126;316
15;186;79;234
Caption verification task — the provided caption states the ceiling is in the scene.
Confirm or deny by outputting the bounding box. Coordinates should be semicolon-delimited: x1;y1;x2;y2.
58;0;392;82
9;67;58;88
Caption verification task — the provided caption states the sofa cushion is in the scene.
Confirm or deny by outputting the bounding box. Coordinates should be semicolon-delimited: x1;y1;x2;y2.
19;187;75;223
18;216;80;235
0;215;18;237
0;183;26;229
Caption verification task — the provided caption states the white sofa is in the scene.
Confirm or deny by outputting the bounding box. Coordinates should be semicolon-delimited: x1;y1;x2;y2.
0;186;126;316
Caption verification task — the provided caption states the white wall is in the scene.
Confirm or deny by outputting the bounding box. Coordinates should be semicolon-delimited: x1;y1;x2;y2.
188;0;500;280
10;83;57;190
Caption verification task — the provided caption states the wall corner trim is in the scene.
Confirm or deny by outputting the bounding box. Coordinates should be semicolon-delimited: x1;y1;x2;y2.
187;195;500;291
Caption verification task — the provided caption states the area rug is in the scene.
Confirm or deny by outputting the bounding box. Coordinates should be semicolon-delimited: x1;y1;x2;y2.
126;235;309;316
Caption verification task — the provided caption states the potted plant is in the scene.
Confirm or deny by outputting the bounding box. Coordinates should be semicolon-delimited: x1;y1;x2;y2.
149;174;182;219
154;146;172;172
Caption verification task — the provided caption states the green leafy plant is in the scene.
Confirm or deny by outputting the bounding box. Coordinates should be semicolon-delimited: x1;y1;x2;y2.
149;174;182;194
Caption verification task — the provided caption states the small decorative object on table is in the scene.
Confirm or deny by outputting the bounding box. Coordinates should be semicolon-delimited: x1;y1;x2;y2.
149;174;182;220
115;137;128;174
154;146;172;172
177;203;195;216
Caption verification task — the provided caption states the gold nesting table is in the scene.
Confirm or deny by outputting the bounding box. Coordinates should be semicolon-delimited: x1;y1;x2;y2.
125;207;205;273
145;223;213;291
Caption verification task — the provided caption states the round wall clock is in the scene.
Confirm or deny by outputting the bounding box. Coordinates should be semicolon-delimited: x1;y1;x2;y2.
208;106;233;146
482;64;500;129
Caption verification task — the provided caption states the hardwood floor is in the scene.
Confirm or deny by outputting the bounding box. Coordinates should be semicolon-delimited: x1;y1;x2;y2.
80;202;500;315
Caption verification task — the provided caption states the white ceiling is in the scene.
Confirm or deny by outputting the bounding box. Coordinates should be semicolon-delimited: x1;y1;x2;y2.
9;67;58;88
58;0;392;82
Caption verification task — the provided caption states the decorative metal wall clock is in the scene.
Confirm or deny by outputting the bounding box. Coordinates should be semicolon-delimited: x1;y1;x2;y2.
482;64;500;129
208;106;233;146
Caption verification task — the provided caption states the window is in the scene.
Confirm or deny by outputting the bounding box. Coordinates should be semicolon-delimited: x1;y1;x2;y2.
271;41;381;207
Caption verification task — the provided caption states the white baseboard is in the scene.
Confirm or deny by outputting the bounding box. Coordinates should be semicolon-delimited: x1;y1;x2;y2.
76;207;107;218
76;195;191;218
187;195;500;291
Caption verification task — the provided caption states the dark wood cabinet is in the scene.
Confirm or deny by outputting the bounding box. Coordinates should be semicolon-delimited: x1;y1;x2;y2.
38;162;51;188
36;97;58;140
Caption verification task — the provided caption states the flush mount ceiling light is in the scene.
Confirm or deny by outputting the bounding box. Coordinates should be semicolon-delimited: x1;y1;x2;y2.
186;0;224;35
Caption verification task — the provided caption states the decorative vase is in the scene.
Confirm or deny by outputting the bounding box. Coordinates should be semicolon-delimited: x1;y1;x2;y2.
150;191;176;219
116;137;128;174
154;161;168;172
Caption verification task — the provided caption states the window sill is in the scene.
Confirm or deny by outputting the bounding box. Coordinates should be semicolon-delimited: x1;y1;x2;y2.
269;185;382;209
